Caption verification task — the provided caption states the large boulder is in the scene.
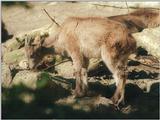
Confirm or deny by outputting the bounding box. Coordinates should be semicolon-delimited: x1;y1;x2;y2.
133;26;160;59
10;70;72;90
2;23;56;54
12;70;40;89
3;48;26;65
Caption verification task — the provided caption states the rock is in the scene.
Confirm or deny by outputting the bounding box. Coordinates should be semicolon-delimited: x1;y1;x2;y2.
89;2;160;9
19;59;29;69
55;61;74;78
56;95;114;112
12;70;40;89
2;23;56;55
88;58;101;72
121;105;138;114
54;58;102;78
4;37;25;52
94;96;114;106
1;43;9;59
11;70;72;90
133;27;160;59
1;63;12;88
3;48;26;65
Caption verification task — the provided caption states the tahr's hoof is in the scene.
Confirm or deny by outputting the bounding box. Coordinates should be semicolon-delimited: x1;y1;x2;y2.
111;96;118;105
111;95;125;110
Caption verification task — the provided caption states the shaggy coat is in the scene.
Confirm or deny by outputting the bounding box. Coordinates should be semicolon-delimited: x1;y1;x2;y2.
36;17;136;105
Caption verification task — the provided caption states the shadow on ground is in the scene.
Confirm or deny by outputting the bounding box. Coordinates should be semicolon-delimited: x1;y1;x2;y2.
1;21;13;43
88;61;159;80
2;77;159;119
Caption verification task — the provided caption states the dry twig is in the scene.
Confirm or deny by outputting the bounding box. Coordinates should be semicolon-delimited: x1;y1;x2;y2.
42;8;60;27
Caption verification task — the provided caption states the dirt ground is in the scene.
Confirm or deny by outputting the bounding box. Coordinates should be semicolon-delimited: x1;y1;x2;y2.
2;2;160;119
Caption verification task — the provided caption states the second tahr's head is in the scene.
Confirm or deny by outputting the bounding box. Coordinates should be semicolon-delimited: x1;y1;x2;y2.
131;9;160;28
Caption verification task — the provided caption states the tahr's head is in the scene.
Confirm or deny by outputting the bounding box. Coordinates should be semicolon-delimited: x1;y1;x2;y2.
25;35;45;70
131;9;160;28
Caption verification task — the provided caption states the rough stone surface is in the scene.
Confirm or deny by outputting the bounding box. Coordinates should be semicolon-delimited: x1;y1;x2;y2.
89;2;160;9
12;70;40;89
1;63;12;88
55;61;74;78
3;48;26;65
133;27;160;59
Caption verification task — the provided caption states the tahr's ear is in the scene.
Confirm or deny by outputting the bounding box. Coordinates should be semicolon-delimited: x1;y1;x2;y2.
24;35;30;47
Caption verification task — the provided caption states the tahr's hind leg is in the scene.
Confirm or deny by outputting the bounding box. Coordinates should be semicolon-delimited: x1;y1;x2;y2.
101;45;128;106
111;64;127;106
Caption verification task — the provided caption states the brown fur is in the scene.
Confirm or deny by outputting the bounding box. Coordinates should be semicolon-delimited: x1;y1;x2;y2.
26;17;136;105
109;9;160;33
